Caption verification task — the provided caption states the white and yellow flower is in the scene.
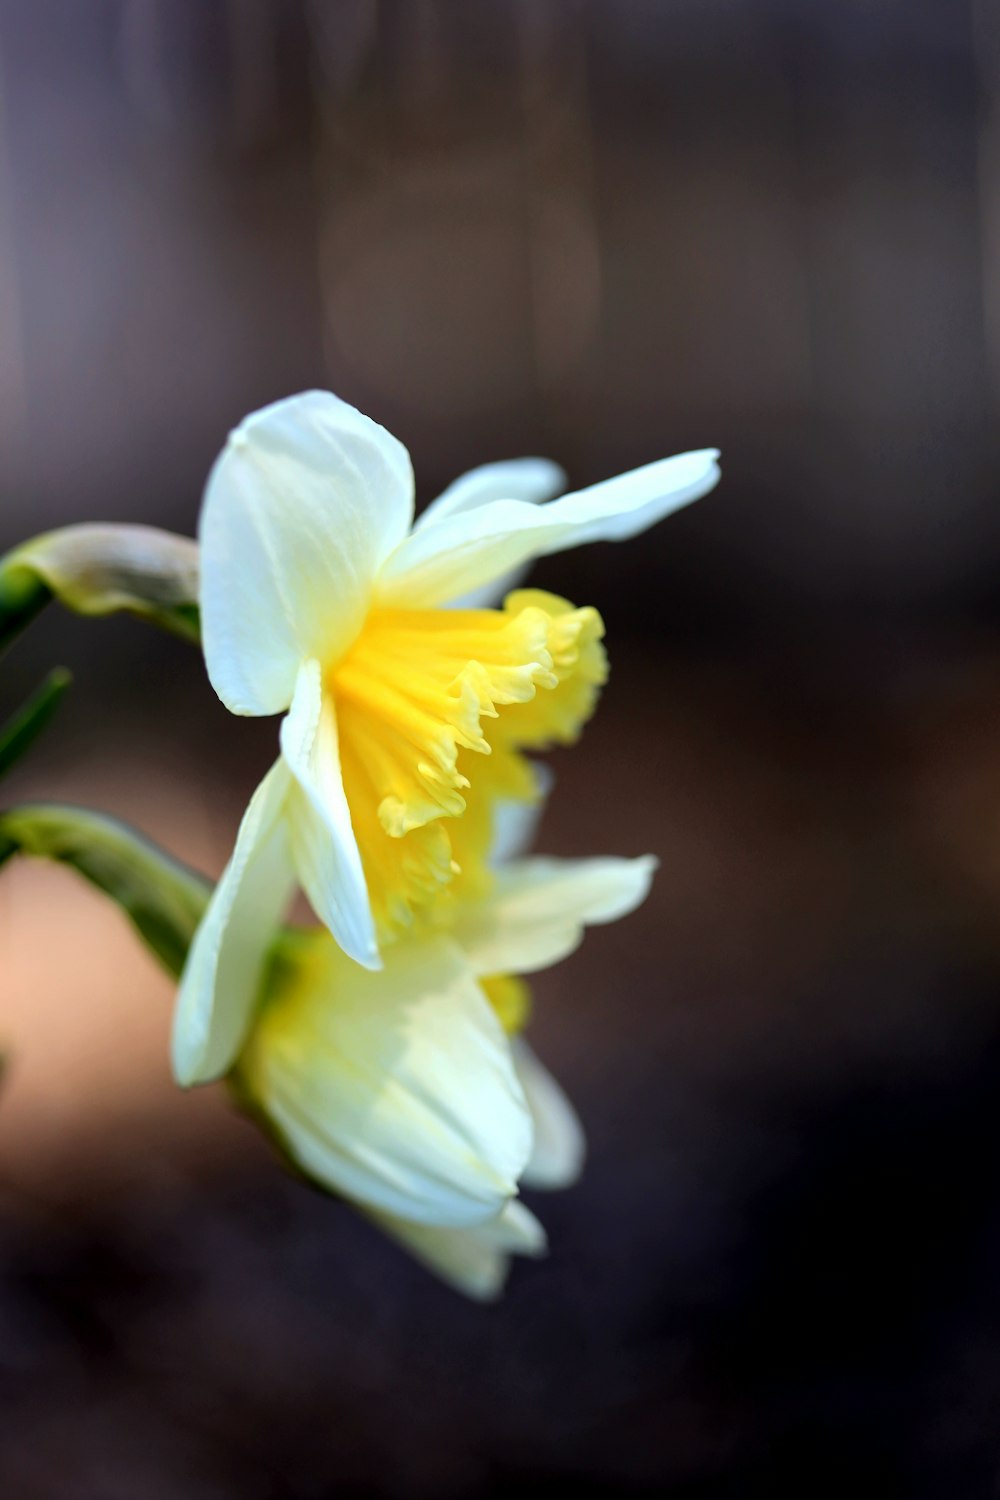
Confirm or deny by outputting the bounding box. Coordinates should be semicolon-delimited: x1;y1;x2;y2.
191;818;655;1297
190;390;718;987
0;794;652;1297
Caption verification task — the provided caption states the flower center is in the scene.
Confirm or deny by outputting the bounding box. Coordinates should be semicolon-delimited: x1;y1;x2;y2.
330;589;607;936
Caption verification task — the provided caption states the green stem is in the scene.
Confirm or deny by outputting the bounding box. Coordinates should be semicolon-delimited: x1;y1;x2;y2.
0;668;72;781
0;525;201;649
0;803;210;977
0;562;52;656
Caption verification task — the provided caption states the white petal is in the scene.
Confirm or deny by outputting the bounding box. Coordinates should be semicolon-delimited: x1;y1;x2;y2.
416;458;566;529
454;854;657;977
514;1040;586;1190
200;390;414;716
377;449;720;609
418;459;567;610
242;938;533;1227
448;571;534;612
171;760;295;1086
279;659;378;970
488;764;554;867
371;1199;546;1300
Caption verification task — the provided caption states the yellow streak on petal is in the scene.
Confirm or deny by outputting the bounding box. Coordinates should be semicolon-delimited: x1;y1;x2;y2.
480;973;532;1036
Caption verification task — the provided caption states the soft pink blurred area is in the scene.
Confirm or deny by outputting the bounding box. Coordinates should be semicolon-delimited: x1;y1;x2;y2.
4;3;1000;1497
0;756;251;1198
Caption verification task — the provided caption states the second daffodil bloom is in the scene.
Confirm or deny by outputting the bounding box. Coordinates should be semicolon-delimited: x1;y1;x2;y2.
181;798;655;1297
195;391;718;972
0;796;652;1297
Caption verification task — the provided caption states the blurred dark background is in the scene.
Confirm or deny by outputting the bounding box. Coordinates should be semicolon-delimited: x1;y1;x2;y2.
5;1;1000;1495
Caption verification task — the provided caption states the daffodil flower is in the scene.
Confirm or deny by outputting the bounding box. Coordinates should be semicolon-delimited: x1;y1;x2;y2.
0;797;652;1296
197;391;718;968
219;847;656;1298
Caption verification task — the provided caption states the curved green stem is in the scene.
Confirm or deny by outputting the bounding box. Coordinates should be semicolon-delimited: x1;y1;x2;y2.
0;524;201;652
0;562;52;655
0;668;72;781
0;803;210;978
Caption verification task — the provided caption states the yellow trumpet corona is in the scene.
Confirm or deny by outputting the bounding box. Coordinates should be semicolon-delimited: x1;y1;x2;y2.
188;390;718;979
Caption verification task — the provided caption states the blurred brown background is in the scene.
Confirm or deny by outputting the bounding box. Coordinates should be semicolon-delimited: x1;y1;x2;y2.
5;2;1000;1495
